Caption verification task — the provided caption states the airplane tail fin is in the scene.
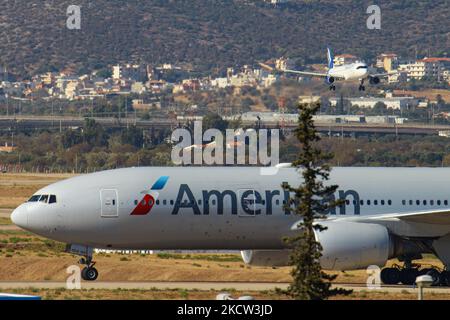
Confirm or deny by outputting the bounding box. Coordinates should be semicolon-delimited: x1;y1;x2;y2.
327;47;334;69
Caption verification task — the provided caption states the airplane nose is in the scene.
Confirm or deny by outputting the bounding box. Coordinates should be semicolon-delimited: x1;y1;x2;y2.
11;206;28;229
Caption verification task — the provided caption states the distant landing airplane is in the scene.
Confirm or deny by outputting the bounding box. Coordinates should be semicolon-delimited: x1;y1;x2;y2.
260;47;394;91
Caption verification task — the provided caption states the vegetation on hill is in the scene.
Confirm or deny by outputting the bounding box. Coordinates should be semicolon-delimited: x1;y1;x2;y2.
0;0;448;78
2;116;450;172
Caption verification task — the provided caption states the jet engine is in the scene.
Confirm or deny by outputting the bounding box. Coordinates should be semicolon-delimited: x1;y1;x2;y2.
242;222;398;270
315;222;392;270
369;76;380;85
241;249;291;267
241;222;429;270
326;76;335;84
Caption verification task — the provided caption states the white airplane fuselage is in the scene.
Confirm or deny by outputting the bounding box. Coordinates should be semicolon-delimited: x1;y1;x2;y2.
11;167;450;251
328;62;369;81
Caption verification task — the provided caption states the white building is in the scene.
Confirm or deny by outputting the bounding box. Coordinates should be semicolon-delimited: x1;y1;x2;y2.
275;57;295;71
112;64;147;82
329;97;419;110
210;77;229;89
333;54;358;66
264;0;289;4
376;53;398;72
298;95;321;104
398;58;449;81
131;82;147;94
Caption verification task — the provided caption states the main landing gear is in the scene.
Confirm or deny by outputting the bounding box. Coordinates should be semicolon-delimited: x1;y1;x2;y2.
381;264;450;286
358;79;366;91
329;85;336;91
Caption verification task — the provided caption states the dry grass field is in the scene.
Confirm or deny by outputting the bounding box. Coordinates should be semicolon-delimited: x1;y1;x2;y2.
1;287;449;300
0;173;74;208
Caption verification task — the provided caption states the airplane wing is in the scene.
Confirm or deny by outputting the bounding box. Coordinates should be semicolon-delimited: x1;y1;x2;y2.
333;209;450;225
282;69;329;78
362;209;450;225
258;62;336;79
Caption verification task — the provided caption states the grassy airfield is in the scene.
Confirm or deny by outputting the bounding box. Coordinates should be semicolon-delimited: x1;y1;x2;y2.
0;173;449;300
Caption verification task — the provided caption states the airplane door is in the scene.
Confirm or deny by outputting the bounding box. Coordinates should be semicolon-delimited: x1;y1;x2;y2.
238;189;261;217
100;189;119;218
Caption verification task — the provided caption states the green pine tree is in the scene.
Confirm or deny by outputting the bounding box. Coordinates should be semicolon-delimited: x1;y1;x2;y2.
283;103;352;300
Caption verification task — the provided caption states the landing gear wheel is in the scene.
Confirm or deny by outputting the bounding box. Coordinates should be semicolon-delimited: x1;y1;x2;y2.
426;269;442;286
381;267;401;285
81;267;98;281
329;85;336;91
358;85;366;91
400;268;419;285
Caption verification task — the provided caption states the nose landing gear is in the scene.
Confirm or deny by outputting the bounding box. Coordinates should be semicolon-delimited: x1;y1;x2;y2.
65;244;99;281
329;85;336;91
358;79;366;91
79;257;99;281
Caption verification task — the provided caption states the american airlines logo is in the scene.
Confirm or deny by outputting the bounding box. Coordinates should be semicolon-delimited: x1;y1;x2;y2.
130;176;169;215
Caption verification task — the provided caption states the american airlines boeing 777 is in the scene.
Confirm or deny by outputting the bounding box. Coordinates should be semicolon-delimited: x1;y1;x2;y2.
11;166;450;285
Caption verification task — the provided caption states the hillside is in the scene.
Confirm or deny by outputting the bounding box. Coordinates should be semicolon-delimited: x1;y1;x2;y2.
0;0;448;77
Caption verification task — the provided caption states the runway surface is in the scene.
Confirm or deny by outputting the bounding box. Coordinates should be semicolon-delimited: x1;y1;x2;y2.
0;281;449;294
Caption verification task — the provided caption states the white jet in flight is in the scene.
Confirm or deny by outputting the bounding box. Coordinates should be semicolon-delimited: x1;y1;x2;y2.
11;166;450;285
260;48;393;91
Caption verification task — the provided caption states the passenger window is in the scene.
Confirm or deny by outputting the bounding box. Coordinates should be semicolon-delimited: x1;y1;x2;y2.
423;200;427;205
360;200;364;205
39;195;49;203
388;200;392;205
156;200;160;205
367;200;371;205
198;200;202;205
163;200;167;205
374;200;378;205
430;200;434;205
438;200;441;205
345;200;350;205
381;200;385;205
212;200;216;205
170;200;174;205
134;200;138;205
275;200;280;205
49;195;57;204
445;200;448;206
416;200;420;205
402;200;406;205
409;200;413;205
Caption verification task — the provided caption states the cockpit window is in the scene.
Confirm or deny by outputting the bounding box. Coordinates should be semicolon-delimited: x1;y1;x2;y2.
28;195;41;202
49;195;57;204
357;66;368;69
39;195;49;203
